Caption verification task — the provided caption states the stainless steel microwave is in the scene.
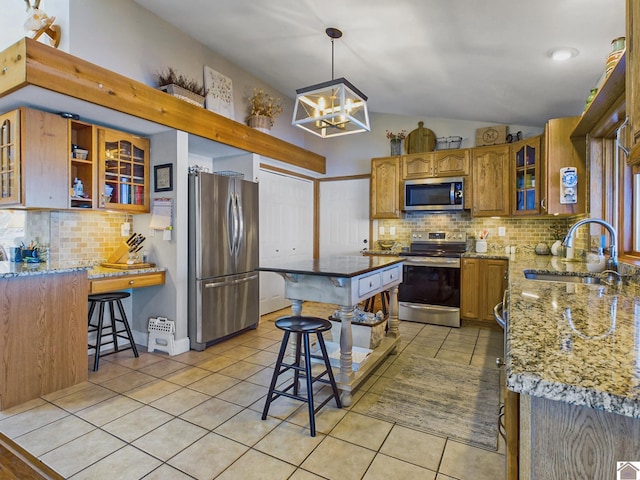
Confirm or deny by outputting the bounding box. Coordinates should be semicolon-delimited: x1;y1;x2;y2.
404;177;464;211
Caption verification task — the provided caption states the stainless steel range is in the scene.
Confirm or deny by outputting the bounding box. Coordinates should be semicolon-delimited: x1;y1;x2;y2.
398;231;467;327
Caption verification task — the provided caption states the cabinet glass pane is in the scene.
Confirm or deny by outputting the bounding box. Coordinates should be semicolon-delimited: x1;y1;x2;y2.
1;118;15;199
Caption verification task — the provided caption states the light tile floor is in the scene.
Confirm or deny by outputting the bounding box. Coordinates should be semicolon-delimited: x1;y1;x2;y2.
0;303;506;480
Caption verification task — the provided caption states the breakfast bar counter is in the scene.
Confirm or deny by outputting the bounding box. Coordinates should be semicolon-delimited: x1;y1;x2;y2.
259;256;403;405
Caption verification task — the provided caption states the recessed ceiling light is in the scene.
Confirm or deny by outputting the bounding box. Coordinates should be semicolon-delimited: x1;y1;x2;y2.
549;47;579;61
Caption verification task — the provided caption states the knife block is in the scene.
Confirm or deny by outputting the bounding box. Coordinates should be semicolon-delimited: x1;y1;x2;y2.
107;243;131;264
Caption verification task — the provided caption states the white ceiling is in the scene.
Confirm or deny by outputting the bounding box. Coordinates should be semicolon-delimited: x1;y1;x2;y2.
134;0;625;127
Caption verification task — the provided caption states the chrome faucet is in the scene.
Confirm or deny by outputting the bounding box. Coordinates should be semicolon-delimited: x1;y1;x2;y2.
563;218;618;271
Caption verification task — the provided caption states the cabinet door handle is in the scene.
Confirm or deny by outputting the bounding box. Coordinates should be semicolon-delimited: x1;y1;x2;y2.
617;116;630;157
129;280;135;285
540;198;546;211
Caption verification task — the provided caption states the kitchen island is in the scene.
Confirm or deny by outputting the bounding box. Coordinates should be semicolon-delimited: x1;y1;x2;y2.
259;256;403;406
498;253;640;479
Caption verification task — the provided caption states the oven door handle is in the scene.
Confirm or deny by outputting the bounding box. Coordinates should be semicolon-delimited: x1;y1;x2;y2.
403;259;460;268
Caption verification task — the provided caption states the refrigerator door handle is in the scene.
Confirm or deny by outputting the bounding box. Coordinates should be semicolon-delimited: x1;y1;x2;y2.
226;192;235;257
232;192;240;257
232;273;258;284
204;278;235;288
236;187;245;258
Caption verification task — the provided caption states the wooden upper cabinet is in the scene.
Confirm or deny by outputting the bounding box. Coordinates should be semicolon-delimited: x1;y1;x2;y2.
402;149;470;179
0;108;68;209
371;156;401;219
542;117;586;215
627;0;640;162
98;127;150;212
471;144;510;217
511;136;542;216
432;149;470;177
403;153;432;178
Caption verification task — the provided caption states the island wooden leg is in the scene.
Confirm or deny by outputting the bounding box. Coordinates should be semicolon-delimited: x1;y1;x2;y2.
387;285;400;349
337;305;354;406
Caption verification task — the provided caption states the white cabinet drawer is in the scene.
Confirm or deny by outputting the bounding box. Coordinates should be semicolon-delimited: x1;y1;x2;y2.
358;273;382;296
382;266;401;285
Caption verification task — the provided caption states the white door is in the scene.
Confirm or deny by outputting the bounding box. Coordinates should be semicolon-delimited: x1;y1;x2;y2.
259;169;314;315
320;178;370;256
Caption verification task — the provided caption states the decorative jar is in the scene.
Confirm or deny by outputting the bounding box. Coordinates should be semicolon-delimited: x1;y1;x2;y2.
390;139;402;156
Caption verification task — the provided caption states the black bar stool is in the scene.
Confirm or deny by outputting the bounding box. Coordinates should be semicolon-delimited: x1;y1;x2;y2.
262;316;342;436
88;292;139;371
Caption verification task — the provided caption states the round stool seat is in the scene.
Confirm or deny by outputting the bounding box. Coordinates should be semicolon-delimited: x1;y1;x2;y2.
89;292;131;302
275;316;332;334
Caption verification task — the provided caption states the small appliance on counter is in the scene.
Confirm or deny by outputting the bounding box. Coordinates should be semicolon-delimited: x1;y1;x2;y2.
101;233;153;269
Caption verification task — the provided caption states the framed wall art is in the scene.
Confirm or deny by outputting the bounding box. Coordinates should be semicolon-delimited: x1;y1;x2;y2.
204;66;235;119
154;163;173;192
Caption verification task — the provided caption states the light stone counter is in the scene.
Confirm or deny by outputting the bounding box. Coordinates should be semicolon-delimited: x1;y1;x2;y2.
503;253;640;418
0;261;165;279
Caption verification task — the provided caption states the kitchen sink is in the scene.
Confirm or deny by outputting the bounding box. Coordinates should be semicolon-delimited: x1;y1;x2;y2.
523;270;602;284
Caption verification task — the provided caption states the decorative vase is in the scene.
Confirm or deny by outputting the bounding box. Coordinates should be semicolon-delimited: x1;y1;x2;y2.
584;88;598;110
535;242;550;255
390;139;402;156
550;240;565;256
247;114;273;133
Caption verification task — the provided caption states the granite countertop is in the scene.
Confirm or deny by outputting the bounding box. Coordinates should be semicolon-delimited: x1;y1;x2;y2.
503;253;640;418
0;261;165;279
259;255;403;277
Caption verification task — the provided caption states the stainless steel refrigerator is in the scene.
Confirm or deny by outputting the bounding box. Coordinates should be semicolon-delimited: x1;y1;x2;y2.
188;171;259;350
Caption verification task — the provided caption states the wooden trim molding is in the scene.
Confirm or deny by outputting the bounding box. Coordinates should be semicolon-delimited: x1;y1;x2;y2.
0;38;326;174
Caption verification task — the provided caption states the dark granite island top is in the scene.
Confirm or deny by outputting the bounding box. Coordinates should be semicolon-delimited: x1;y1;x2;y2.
258;255;403;277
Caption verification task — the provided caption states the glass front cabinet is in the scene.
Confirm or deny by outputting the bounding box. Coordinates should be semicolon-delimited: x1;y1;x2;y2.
98;128;150;212
0;110;20;205
511;136;541;215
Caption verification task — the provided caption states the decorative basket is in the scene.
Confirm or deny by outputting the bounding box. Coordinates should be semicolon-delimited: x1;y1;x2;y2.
435;136;463;150
247;114;273;133
158;84;205;108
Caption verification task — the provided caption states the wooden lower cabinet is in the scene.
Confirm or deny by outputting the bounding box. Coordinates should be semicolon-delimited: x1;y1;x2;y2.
0;271;88;410
460;257;508;321
518;394;640;479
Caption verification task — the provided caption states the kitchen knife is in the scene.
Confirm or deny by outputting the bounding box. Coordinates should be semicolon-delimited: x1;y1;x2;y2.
125;232;136;246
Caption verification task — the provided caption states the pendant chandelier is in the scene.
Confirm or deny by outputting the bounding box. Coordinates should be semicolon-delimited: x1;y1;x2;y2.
292;27;370;138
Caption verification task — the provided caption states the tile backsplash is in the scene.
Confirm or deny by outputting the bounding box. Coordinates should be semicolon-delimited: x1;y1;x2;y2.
377;211;590;254
25;210;132;264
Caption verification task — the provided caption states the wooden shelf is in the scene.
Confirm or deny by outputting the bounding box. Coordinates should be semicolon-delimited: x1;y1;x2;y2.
572;51;626;138
0;38;326;175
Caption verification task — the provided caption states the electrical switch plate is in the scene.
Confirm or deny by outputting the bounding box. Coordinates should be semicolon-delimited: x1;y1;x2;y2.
390;226;396;236
379;226;385;235
498;226;506;237
121;222;131;237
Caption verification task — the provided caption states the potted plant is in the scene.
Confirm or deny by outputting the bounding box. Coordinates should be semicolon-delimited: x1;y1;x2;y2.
156;67;207;108
246;88;283;132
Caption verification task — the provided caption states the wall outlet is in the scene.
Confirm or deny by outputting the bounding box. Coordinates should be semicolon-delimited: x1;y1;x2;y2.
379;226;385;235
498;226;506;237
390;226;396;236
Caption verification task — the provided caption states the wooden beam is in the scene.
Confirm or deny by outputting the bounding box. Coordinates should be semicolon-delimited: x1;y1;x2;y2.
0;38;326;174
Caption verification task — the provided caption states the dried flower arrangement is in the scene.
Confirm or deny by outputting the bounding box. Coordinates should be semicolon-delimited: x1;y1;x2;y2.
247;88;283;120
155;67;207;96
386;130;407;141
550;223;566;240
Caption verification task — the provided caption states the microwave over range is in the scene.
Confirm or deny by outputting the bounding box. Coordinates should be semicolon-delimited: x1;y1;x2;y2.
404;177;464;212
